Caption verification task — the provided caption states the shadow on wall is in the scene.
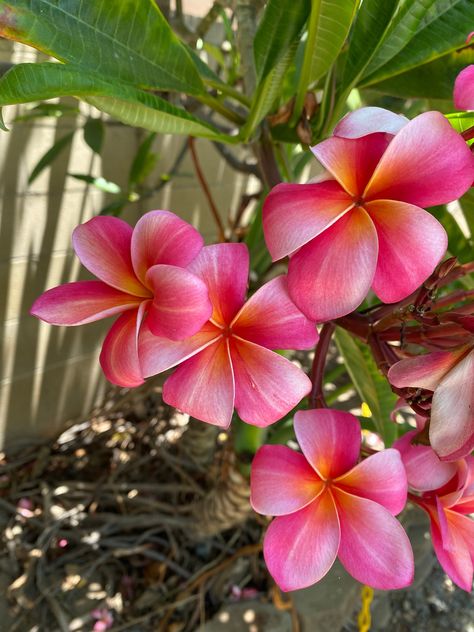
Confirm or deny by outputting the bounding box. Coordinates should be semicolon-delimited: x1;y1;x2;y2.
0;40;252;448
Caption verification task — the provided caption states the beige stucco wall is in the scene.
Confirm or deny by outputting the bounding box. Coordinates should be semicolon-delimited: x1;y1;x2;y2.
0;40;253;447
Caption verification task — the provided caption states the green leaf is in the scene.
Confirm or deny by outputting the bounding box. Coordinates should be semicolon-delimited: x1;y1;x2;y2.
308;0;357;85
83;117;104;154
366;48;474;99
242;43;297;139
253;0;310;81
446;110;474;136
341;0;398;90
430;205;473;263
458;188;474;240
99;198;128;216
129;132;158;188
0;0;204;95
334;327;397;444
361;0;474;86
68;173;121;194
28;130;74;183
0;63;225;140
244;198;272;276
14;102;80;121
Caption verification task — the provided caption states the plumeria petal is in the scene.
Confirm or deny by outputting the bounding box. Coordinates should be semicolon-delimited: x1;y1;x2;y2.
288;207;378;322
130;210;204;285
100;306;147;387
366;200;447;303
230;338;312;427
250;445;323;516
139;321;221;377
312;133;391;198
333;489;414;589
429;505;474;591
262;180;353;260
231;276;318;350
430;349;474;460
335;449;407;515
72;216;147;296
388;348;468;392
364;111;474;207
162;338;235;428
145;264;212;340
454;65;474;111
188;243;249;326
294;409;361;479
393;431;458;492
334;107;409;138
263;492;340;592
30;281;141;326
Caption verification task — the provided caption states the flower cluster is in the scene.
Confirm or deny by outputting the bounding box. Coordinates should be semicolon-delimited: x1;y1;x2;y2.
31;70;474;593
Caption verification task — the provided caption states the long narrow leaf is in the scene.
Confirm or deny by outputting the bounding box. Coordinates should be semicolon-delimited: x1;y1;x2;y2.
28;131;74;183
0;0;204;95
0;63;226;141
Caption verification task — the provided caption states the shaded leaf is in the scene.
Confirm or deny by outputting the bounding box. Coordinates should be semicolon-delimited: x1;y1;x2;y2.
253;0;310;81
83;117;104;154
129;132;158;188
28;130;74;184
68;173;121;194
430;205;473;263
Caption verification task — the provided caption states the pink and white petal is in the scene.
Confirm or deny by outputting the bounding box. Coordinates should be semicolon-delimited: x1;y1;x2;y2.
250;445;324;516
430;349;474;460
263;492;340;592
334;107;409;138
429;507;474;592
231;276;318;350
230;338;312;427
294;409;361;479
130;210;204;285
262;180;353;261
72;216;147;296
145;264;212;340
335;449;407;515
454;65;474;111
334;489;414;590
162;338;235;428
30;281;142;326
364;111;474;207
288;207;378;322
188;243;249;326
311;133;392;198
100;307;146;388
388;348;468;391
366;200;447;303
138;321;221;377
393;431;458;493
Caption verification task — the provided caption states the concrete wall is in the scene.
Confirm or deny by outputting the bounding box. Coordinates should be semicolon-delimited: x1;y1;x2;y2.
0;39;253;447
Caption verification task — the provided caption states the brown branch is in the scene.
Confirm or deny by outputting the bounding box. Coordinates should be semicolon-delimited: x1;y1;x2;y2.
310;323;336;408
188;136;226;242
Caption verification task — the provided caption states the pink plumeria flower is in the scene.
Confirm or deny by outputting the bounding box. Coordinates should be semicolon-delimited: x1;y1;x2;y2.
389;341;474;460
411;457;474;591
139;243;317;427
92;608;114;631
250;409;413;591
454;65;474;110
263;107;474;321
30;211;212;387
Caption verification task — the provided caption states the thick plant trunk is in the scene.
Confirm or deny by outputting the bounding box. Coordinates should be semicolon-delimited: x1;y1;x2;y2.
180;418;219;467
191;459;251;538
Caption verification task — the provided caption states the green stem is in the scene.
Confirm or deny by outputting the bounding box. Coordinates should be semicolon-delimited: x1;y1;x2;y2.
204;78;251;107
290;0;321;127
197;92;245;125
